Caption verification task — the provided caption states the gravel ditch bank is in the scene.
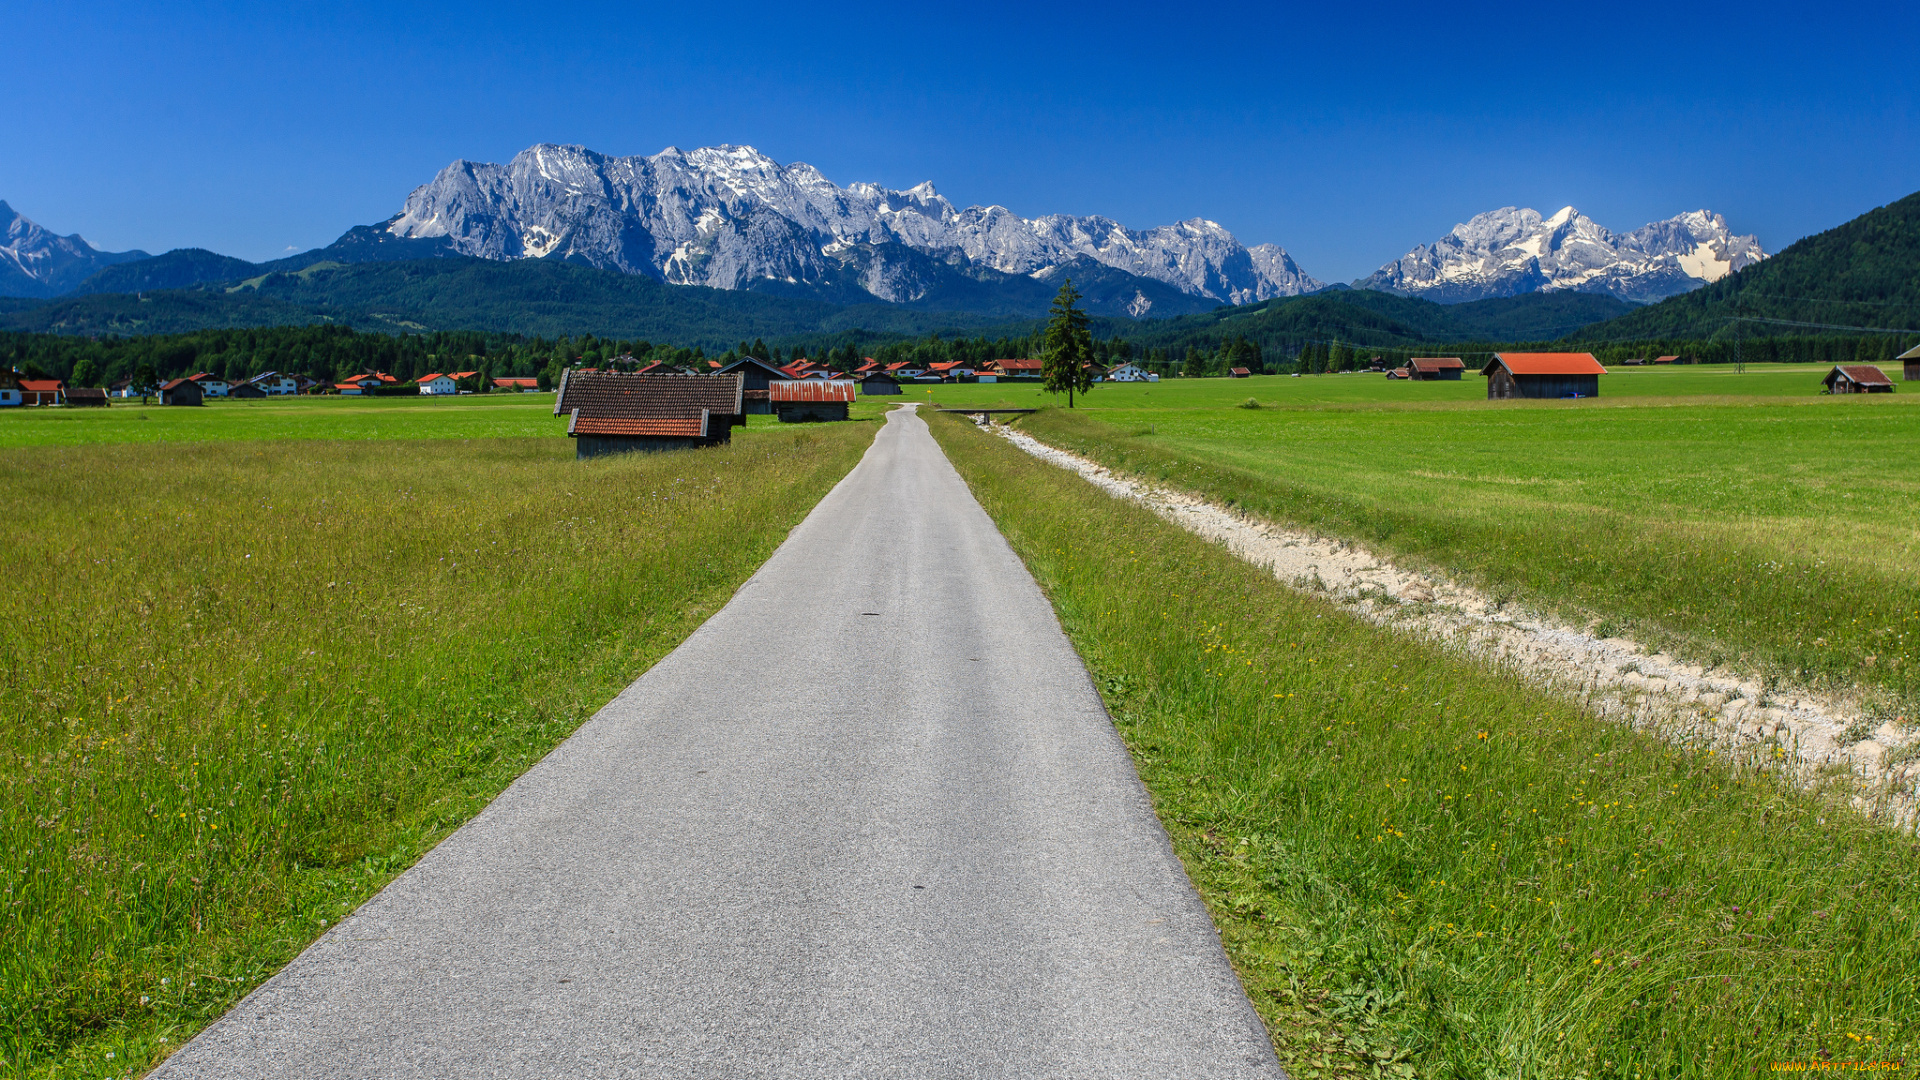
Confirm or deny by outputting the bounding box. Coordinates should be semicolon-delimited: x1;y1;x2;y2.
983;416;1919;827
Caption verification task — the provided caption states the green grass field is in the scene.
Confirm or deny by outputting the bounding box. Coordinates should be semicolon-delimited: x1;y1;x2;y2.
0;420;876;1078
976;372;1920;710
927;409;1920;1077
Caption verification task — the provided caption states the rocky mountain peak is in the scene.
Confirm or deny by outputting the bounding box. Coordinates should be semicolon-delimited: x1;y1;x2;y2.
380;142;1324;309
0;201;149;299
1361;205;1764;303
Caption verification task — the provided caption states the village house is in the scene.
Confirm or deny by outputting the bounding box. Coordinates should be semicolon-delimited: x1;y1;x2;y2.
1104;362;1157;382
1823;364;1894;394
1899;344;1920;382
717;356;791;414
994;359;1043;380
188;372;230;397
770;379;857;422
418;373;459;395
158;377;204;406
334;373;394;396
1482;353;1607;400
1407;357;1466;381
239;371;299;396
555;371;746;458
0;372;22;407
18;378;65;406
492;376;541;392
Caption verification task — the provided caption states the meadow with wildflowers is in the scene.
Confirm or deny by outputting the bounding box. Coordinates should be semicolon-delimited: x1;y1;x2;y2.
0;423;874;1078
1012;388;1920;711
929;410;1920;1078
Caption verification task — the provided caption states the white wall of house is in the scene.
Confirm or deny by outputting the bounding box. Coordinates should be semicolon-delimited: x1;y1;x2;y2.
420;376;458;395
195;379;230;397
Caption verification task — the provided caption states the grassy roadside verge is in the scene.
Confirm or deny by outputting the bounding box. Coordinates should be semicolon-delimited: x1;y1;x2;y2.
1013;404;1920;713
926;411;1919;1077
0;423;875;1079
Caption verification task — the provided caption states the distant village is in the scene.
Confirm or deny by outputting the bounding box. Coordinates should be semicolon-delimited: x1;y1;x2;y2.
3;347;1912;413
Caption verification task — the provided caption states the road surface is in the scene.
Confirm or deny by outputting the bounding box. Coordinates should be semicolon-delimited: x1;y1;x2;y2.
155;405;1285;1079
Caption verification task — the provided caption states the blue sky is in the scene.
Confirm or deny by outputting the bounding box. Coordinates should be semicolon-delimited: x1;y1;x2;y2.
6;0;1915;282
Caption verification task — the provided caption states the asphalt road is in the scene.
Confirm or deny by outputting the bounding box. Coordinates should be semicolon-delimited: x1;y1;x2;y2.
154;406;1285;1080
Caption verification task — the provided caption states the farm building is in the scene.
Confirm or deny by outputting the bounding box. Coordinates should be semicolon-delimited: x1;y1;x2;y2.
419;373;458;395
493;377;540;392
158;378;203;406
1228;367;1252;379
1899;344;1920;382
770;379;856;422
859;371;902;395
1654;355;1679;364
717;356;791;414
554;371;746;458
230;382;267;399
66;387;109;407
1823;365;1894;394
1482;353;1607;400
994;359;1043;380
1408;357;1465;381
18;379;65;406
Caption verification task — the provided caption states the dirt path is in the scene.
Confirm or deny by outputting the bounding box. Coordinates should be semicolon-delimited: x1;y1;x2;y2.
987;419;1918;826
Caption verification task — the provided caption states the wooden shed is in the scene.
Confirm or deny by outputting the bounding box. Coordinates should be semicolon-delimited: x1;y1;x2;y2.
858;372;903;395
1898;344;1920;382
1408;357;1465;381
554;371;745;458
65;387;109;407
158;378;203;406
1823;365;1894;394
717;356;791;414
770;379;856;422
1228;367;1251;379
1482;353;1606;400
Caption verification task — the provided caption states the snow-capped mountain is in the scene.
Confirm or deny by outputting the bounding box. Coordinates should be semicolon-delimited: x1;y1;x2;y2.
382;143;1323;309
0;201;149;298
1356;206;1764;304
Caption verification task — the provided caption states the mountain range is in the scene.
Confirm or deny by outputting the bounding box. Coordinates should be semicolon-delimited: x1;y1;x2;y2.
1356;205;1764;303
2;143;1763;318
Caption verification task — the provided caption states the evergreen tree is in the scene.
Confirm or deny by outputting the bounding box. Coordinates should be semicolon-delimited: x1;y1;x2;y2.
1041;280;1094;407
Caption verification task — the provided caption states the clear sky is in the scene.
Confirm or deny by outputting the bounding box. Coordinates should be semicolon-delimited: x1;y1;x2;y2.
6;0;1915;283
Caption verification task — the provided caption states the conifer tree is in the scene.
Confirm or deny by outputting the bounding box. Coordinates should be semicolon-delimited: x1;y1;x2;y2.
1042;280;1094;407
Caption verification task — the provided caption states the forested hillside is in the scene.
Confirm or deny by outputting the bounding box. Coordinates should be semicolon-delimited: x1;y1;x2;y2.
1576;191;1920;340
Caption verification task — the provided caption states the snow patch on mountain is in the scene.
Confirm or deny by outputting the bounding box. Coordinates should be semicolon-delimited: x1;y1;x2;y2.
1357;206;1764;304
383;143;1325;308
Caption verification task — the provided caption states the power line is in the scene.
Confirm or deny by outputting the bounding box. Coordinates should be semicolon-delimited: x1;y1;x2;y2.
1726;315;1920;335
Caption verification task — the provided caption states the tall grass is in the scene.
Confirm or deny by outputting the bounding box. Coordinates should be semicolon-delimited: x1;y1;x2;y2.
928;412;1920;1077
0;425;873;1078
1017;400;1920;710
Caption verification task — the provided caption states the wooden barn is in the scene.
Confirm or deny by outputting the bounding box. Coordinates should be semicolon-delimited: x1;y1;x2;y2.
1408;357;1465;381
770;379;856;422
158;378;203;406
1823;365;1894;394
1228;367;1251;379
1899;344;1920;382
858;371;903;395
554;371;745;458
65;387;109;407
717;356;791;414
1482;353;1607;400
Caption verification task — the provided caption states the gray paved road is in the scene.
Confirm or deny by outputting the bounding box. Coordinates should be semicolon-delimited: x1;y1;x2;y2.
155;406;1285;1079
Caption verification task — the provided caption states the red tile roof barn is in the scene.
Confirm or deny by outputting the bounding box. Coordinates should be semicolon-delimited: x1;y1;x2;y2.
568;409;710;438
995;359;1043;373
1483;353;1607;376
769;379;857;403
1409;357;1466;373
1655;355;1679;364
554;371;745;419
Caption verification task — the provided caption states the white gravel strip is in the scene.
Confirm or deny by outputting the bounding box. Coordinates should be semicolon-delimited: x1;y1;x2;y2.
983;417;1918;826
